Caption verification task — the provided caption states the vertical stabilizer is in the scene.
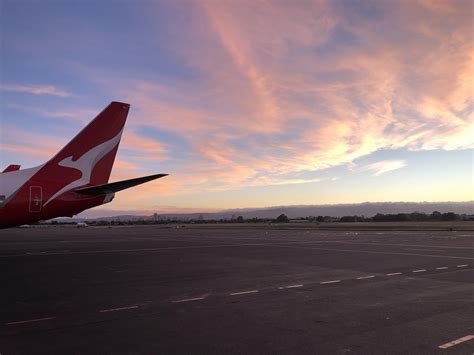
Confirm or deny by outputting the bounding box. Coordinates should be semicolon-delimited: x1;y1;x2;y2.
37;102;130;206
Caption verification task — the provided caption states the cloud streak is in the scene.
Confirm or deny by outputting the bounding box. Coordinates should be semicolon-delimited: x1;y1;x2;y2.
1;84;72;97
363;160;407;176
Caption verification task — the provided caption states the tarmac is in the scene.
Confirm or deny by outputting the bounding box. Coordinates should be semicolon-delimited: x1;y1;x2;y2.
0;226;473;354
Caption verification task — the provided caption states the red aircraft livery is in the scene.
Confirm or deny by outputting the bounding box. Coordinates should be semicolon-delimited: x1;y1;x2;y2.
0;102;167;229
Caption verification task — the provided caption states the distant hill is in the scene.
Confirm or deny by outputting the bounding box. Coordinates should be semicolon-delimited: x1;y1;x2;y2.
60;201;473;222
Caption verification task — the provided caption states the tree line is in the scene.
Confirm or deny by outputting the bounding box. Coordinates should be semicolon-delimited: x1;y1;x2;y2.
72;210;471;226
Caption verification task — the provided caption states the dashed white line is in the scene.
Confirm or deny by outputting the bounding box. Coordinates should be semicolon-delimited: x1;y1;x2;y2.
386;272;402;276
230;290;259;296
436;266;448;270
320;280;341;284
172;297;206;303
357;275;375;279
6;317;56;325
99;305;138;313
438;335;474;349
456;264;468;268
412;269;426;273
278;284;304;289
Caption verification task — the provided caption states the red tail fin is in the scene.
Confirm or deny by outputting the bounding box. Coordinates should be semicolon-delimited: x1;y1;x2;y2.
37;102;130;206
48;101;130;185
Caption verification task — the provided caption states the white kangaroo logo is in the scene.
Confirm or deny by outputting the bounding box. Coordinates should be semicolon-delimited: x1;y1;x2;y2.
43;129;123;206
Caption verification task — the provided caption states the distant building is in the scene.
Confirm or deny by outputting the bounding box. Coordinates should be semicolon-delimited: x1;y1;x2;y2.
289;219;309;223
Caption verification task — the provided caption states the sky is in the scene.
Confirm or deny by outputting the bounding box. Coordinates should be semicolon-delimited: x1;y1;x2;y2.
1;0;473;216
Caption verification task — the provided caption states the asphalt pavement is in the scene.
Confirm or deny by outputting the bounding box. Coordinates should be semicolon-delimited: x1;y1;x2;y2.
0;226;473;354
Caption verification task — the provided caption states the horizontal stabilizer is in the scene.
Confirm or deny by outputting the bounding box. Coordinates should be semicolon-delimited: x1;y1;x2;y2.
2;165;21;173
74;173;168;195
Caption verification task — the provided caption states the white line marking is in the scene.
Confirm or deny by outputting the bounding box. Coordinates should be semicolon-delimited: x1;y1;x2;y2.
325;241;473;250
172;297;205;303
386;272;402;276
406;248;445;252
320;280;341;284
4;240;473;259
230;290;259;296
268;244;474;260
456;264;468;268
436;267;448;270
99;305;138;313
357;275;375;279
7;317;55;325
278;284;304;289
412;269;426;273
438;335;474;349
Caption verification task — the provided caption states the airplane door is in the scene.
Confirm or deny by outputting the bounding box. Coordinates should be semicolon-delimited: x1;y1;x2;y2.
29;186;42;213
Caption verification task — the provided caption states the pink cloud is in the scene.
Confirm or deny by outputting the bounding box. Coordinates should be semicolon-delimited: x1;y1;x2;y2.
0;127;64;163
120;130;168;160
1;143;54;160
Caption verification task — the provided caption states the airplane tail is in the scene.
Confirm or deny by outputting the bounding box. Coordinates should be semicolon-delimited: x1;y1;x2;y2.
46;101;130;185
0;100;170;226
38;102;130;206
